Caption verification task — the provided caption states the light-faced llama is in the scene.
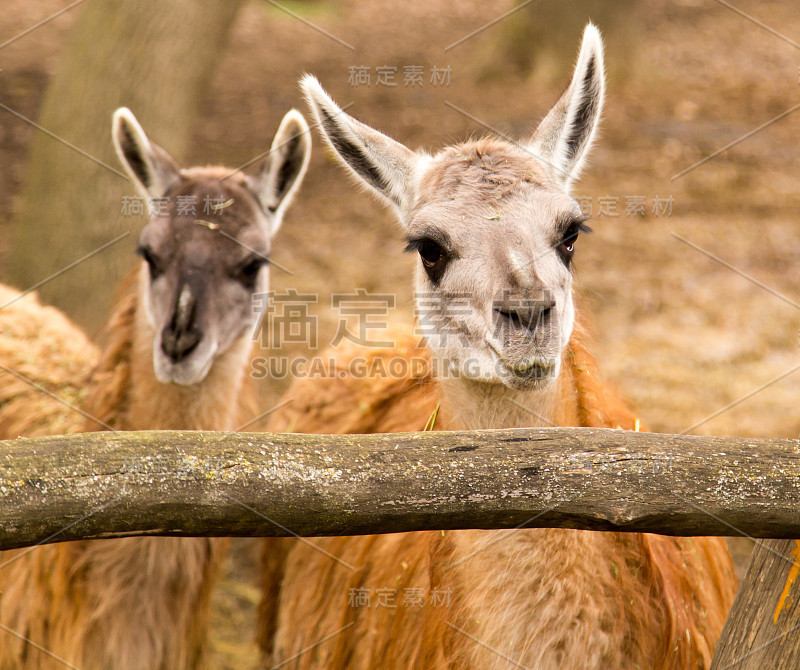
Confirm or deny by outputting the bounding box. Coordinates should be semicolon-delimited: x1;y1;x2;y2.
0;106;310;670
258;26;738;670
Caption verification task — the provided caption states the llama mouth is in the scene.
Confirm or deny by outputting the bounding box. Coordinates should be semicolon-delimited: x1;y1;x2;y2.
153;341;218;386
501;359;557;381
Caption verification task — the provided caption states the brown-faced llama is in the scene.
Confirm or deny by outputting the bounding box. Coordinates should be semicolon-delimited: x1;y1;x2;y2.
0;106;310;670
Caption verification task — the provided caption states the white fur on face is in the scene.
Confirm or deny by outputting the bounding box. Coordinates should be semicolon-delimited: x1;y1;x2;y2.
411;179;581;391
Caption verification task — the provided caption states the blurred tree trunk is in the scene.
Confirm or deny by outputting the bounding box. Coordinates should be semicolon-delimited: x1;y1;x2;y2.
480;0;644;82
5;0;245;331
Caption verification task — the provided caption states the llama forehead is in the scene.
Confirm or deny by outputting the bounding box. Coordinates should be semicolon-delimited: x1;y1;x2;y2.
418;139;552;201
169;171;265;236
141;171;269;263
411;167;579;258
412;139;580;250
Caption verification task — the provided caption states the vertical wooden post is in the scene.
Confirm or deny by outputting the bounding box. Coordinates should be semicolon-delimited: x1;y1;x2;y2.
711;538;800;669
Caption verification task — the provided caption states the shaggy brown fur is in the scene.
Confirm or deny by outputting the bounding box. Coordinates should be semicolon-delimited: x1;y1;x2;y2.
0;274;257;670
259;315;738;669
0;284;98;438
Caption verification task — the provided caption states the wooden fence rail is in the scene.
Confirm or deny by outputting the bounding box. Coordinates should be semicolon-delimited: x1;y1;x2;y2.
1;427;799;550
3;426;800;667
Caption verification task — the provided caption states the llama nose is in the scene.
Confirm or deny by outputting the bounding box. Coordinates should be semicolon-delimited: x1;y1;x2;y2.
161;322;202;362
161;284;202;362
494;298;555;335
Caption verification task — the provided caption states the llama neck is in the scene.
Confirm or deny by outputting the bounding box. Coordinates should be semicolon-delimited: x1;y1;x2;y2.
125;297;252;431
82;269;255;432
436;353;579;431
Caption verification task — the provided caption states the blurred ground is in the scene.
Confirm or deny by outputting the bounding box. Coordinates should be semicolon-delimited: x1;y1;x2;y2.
1;0;799;667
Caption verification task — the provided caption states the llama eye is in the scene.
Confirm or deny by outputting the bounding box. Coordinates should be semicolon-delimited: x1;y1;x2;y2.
404;236;452;284
136;245;163;280
556;220;591;266
557;236;578;264
236;256;268;288
418;240;444;268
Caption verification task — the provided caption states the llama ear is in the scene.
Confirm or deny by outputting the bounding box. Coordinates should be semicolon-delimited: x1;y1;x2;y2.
112;107;181;199
300;74;420;213
247;109;312;236
528;24;605;189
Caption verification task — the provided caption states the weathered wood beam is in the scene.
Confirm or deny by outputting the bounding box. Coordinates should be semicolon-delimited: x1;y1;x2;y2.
1;428;798;551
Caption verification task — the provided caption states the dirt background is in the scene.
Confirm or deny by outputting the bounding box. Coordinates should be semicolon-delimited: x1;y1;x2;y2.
1;1;799;667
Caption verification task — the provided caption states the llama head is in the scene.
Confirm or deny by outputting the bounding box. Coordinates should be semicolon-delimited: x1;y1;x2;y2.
301;25;604;390
112;107;311;385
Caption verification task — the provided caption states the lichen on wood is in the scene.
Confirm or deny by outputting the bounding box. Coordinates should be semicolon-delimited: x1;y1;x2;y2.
1;427;799;551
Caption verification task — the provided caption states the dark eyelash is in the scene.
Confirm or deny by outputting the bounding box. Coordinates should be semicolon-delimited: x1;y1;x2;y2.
567;220;593;236
404;235;454;256
559;219;592;243
404;238;427;254
240;254;270;267
237;256;270;277
136;244;164;279
135;244;156;263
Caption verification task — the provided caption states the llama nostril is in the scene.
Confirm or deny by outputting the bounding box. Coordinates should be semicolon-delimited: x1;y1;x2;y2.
495;302;554;334
161;323;202;363
496;308;535;333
